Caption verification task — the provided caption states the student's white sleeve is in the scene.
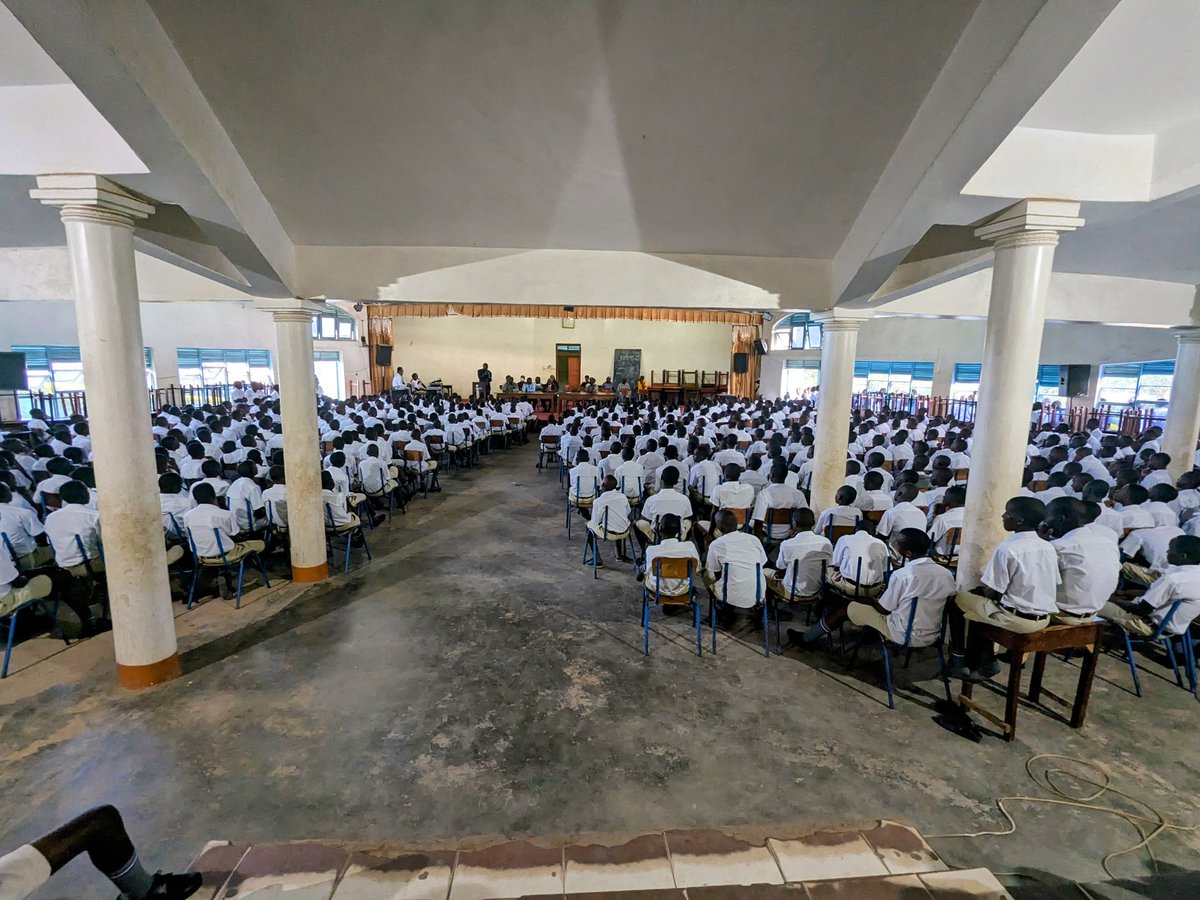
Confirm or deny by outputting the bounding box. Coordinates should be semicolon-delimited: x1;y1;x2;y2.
1140;575;1176;611
705;543;720;576
979;545;1011;595
751;492;768;522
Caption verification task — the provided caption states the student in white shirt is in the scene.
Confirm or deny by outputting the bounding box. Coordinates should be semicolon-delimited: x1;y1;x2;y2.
814;486;864;537
226;462;266;533
1139;453;1172;491
0;485;50;569
860;471;893;512
634;467;693;549
792;529;955;648
639;514;702;598
189;460;230;501
878;484;927;539
585;475;634;566
928;486;967;559
32;458;74;505
1100;535;1200;637
568;449;601;506
1120;523;1185;587
321;470;360;530
261;465;289;530
695;465;755;543
158;473;195;542
1042;497;1120;624
184;482;264;563
44;481;103;574
614;448;646;502
767;508;830;601
948;497;1060;679
687;447;722;506
704;510;768;623
828;523;889;599
752;463;808;542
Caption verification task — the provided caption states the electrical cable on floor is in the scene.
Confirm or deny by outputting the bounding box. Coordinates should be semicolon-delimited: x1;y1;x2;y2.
925;753;1197;881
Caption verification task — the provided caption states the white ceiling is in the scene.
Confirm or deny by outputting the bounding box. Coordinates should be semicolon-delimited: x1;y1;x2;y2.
145;0;979;257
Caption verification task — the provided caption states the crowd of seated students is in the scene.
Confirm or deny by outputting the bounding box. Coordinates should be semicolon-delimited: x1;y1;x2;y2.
557;397;1200;682
0;388;540;650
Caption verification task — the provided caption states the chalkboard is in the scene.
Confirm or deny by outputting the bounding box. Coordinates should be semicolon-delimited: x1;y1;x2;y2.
612;348;641;388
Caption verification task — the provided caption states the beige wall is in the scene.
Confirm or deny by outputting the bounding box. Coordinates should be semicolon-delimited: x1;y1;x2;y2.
390;316;734;390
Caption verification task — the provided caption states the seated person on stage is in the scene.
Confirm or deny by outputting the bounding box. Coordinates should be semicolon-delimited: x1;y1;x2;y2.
947;497;1060;680
703;509;768;623
638;514;701;597
928;485;966;560
568;449;601;506
1119;520;1184;587
501;375;517;393
585;475;633;565
827;520;888;599
791;528;954;648
767;508;830;601
694;464;754;541
1041;496;1119;625
814;486;863;536
617;379;633;400
634;467;693;551
878;483;926;540
1100;535;1200;637
184;483;266;563
0;804;201;900
752;461;808;542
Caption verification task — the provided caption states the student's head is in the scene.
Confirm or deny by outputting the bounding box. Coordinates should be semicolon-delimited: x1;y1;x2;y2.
158;472;183;495
658;513;683;541
200;459;223;479
192;482;218;505
329;451;346;468
46;456;73;476
1042;497;1083;538
1081;480;1109;504
894;483;918;504
891;527;930;561
1167;535;1200;567
722;463;742;482
1003;496;1045;532
1178;471;1200;491
187;441;205;460
1148;452;1170;471
59;480;89;506
863;471;884;492
1149;483;1179;504
237;461;257;479
866;451;885;470
576;449;589;464
713;509;738;535
221;440;237;453
1046;472;1069;489
942;485;966;509
791;507;816;533
835;485;857;507
1117;483;1150;507
320;470;336;491
659;467;680;490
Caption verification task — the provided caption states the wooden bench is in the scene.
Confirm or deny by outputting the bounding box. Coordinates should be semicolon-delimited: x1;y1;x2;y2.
959;619;1104;742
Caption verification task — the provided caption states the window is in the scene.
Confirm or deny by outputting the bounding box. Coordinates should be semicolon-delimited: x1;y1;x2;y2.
782;358;820;398
771;313;822;351
951;363;981;400
1098;360;1174;407
1035;365;1062;403
313;350;344;400
13;344;154;394
311;304;357;341
852;361;934;395
177;348;273;388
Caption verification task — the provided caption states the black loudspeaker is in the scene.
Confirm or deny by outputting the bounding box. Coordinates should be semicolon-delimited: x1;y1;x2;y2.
733;352;749;374
1058;364;1090;397
753;338;768;355
375;344;393;366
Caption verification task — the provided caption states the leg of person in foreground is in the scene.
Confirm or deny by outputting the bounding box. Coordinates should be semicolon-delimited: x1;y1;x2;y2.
0;805;201;899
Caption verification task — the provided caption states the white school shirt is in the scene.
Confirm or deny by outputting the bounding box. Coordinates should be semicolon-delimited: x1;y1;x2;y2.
928;507;966;556
0;504;44;557
31;474;70;502
590;490;632;535
44;504;102;568
191;477;230;500
321;488;355;527
1118;504;1156;531
262;484;288;527
815;505;863;535
709;481;754;511
615;460;646;498
712;448;747;470
599;453;622;480
774;532;832;597
877;557;957;646
688;461;721;496
863;490;894;512
644;538;702;597
639;490;693;529
226;477;265;531
1141;470;1172;491
752;483;808;538
569;463;601;501
980;531;1060;616
656;461;687;493
1141;565;1200;635
184;503;241;557
159;492;195;537
878;501;926;538
1121;525;1183;574
180;458;207;480
832;532;888;586
0;549;20;599
1142;501;1179;528
1092;505;1124;536
358;457;392;494
1052;523;1120;616
705;531;768;608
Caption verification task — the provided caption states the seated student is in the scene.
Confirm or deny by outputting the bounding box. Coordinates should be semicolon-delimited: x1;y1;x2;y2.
599;441;624;481
864;452;894;493
767;508;831;601
1119;520;1184;587
916;467;953;513
687;446;721;505
1139;452;1172;490
878;483;927;539
1100;535;1200;637
638;513;701;596
0;484;50;569
358;443;400;501
752;461;808;542
320;470;362;532
614;447;646;501
585;475;633;565
157;472;195;541
568;449;601;505
31;457;74;505
184;482;266;563
189;459;230;501
860;471;893;511
814;486;864;536
0;547;54;623
703;509;769;623
695;464;755;541
792;528;955;648
634;467;693;550
226;461;266;534
740;454;769;498
179;442;207;482
261;465;289;531
827;520;888;599
712;435;747;470
1081;479;1123;536
655;445;687;493
44;480;103;575
928;485;967;559
1112;483;1156;532
1041;496;1120;624
947;497;1060;679
1175;471;1200;519
1143;484;1181;527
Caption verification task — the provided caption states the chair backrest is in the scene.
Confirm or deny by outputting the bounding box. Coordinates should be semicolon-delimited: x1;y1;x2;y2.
653;556;695;580
73;534;96;577
899;596;920;647
1;533;18;565
489;418;504;429
244;498;255;531
730;507;750;528
1148;600;1184;640
881;460;893;472
427;436;445;449
766;507;792;527
864;509;884;524
43;493;63;511
404;449;423;462
943;527;962;557
541;434;561;447
827;523;856;544
954;468;970;482
324;501;336;527
213;528;232;566
721;560;763;606
168;512;186;543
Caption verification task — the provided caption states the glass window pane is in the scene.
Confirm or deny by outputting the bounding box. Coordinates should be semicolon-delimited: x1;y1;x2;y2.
250;365;274;386
337;318;354;339
178;367;204;387
771;329;788;351
320;316;336;338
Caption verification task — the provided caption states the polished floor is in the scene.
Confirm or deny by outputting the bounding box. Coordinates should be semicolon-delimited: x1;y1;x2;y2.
1;444;1199;898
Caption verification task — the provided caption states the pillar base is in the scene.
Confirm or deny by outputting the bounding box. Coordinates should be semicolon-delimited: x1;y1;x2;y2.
117;652;182;690
292;562;329;583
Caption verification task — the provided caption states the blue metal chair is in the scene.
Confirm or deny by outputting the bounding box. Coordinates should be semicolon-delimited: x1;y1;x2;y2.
642;556;702;657
325;503;371;574
537;435;560;471
847;596;953;709
1;536;64;678
1113;601;1197;697
582;506;635;579
771;558;827;654
186;528;270;609
565;476;598;540
711;562;768;656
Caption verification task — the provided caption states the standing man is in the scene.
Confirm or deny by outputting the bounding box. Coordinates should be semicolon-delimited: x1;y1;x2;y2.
477;363;493;400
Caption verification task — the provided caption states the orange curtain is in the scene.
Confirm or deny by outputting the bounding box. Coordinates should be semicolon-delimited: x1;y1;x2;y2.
729;324;760;398
365;307;394;394
371;302;762;327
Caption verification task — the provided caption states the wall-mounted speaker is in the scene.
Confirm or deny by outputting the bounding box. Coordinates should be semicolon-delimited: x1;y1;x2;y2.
375;344;393;366
753;338;768;355
733;352;750;374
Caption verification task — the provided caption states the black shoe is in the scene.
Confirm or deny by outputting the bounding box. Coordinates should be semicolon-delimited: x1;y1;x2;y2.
145;870;203;899
785;627;806;646
370;514;387;528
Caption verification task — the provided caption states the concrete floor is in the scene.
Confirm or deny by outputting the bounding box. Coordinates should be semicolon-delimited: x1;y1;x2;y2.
2;444;1199;898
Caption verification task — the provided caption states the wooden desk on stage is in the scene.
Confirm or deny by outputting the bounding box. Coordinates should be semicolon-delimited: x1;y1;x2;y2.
496;391;559;412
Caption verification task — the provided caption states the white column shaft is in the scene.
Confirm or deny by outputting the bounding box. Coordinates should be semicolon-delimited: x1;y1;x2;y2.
1162;331;1200;481
811;322;861;511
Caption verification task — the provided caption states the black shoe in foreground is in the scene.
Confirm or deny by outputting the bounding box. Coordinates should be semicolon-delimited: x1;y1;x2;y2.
146;871;203;899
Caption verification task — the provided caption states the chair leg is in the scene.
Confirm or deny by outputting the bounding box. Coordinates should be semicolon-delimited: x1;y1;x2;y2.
710;599;718;654
361;528;372;560
235;561;246;610
344;534;352;574
187;565;201;609
694;600;703;657
2;611;17;679
882;643;895;709
1165;636;1183;688
935;643;952;703
761;602;770;658
642;597;650;657
1124;632;1143;697
254;553;271;590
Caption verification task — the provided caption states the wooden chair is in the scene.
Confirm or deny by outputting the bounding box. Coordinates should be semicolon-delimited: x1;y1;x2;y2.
825;523;856;544
641;556;702;656
404;448;440;498
758;507;793;545
583;506;635;579
953;468;970;483
537;434;561;471
488;418;507;451
324;502;371;575
864;509;885;525
931;527;962;570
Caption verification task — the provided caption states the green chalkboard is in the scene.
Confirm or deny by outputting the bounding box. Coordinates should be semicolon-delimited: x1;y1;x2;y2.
612;348;641;388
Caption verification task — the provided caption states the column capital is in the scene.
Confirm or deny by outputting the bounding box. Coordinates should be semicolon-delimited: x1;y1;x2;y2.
1172;325;1200;344
810;309;874;332
31;174;154;228
973;199;1084;248
255;297;326;324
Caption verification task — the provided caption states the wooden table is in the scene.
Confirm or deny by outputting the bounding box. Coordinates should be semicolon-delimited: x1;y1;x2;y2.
959;620;1104;742
496;391;559;412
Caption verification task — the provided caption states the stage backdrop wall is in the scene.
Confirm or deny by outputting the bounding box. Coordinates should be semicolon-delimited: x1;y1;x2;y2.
390;316;733;393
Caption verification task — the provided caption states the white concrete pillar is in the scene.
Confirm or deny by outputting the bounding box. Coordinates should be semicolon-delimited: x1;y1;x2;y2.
957;200;1083;589
809;310;872;511
1161;321;1200;481
31;174;179;689
256;299;329;583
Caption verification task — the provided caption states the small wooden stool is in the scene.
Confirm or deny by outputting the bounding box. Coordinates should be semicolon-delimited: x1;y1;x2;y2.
959;620;1104;742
